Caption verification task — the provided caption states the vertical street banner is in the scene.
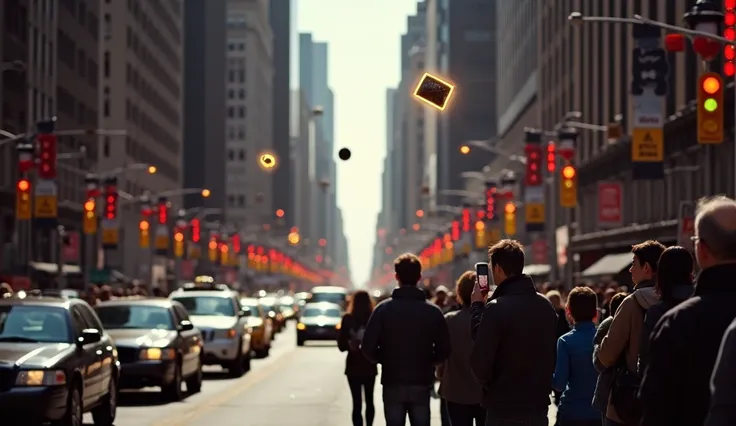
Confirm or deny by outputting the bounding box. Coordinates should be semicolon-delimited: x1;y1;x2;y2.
597;181;623;228
678;201;695;252
62;231;80;263
631;24;669;180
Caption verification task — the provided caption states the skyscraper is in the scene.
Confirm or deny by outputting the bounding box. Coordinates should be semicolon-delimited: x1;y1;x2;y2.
270;0;292;227
183;0;227;216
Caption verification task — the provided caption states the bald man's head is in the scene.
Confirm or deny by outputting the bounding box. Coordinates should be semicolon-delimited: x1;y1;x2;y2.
695;196;736;261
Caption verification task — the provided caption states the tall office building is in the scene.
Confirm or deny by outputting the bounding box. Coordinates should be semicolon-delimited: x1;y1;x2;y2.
99;0;184;276
269;0;292;227
183;0;227;217
224;0;274;230
425;0;495;205
289;89;314;239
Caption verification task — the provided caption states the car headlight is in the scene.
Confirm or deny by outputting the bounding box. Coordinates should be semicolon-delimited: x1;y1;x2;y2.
139;348;176;361
226;328;237;338
297;322;306;330
15;370;66;386
335;323;341;330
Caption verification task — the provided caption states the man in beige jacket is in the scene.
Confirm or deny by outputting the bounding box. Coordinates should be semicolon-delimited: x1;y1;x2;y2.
596;240;664;426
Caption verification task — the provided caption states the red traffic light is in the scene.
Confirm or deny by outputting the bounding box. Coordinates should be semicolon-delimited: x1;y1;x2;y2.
504;202;516;214
139;220;150;231
191;218;201;242
702;76;721;94
84;200;95;212
158;205;168;224
462;208;470;232
562;165;576;180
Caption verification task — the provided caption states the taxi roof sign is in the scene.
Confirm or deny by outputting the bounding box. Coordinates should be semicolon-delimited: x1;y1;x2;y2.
194;275;214;284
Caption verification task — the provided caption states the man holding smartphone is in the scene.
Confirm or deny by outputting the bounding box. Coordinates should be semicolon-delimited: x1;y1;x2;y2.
469;239;558;426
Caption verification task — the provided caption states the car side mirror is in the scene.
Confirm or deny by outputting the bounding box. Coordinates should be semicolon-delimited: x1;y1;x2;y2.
238;310;249;318
179;320;194;331
77;328;102;346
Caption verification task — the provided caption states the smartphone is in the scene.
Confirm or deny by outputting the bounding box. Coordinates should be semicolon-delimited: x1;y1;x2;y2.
475;262;491;292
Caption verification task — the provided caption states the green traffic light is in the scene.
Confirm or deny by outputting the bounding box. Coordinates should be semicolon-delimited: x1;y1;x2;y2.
704;98;718;112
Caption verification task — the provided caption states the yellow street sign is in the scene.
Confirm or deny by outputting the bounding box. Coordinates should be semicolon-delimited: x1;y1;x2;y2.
525;202;545;224
16;192;32;220
102;228;119;246
155;235;169;250
486;228;501;246
34;195;58;219
631;127;664;162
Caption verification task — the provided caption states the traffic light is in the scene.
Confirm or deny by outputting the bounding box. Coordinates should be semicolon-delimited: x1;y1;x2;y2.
524;144;543;186
504;202;516;236
451;220;460;241
546;142;556;172
174;229;184;258
16;179;32;220
83;198;97;235
462;208;471;232
139;219;150;248
697;72;724;144
232;233;241;253
208;237;218;262
158;198;168;224
560;165;577;207
37;133;58;179
104;188;118;220
190;218;201;242
485;183;497;220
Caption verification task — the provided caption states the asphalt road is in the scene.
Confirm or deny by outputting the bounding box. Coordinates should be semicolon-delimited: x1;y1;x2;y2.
91;322;557;426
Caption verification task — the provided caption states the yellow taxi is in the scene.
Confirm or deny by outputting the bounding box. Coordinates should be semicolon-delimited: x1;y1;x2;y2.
240;297;273;357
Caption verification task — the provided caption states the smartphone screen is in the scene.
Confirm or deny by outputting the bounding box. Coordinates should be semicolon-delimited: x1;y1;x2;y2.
475;262;490;292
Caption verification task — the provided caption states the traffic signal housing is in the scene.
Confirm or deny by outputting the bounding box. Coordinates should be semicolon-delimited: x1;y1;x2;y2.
158;199;168;225
104;190;118;220
697;72;724;144
546;142;556;172
560;165;578;207
16;179;32;220
485;184;497;220
208;237;218;262
524;144;543;186
174;229;184;258
503;202;516;236
37;133;58;179
139;219;150;248
83;198;97;235
190;218;201;242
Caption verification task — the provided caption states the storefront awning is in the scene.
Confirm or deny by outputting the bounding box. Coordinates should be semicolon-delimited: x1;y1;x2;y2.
523;264;551;276
29;262;81;275
581;253;632;277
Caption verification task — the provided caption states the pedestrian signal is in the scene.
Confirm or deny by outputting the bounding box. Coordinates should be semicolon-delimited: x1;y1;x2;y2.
413;72;455;111
697;72;724;144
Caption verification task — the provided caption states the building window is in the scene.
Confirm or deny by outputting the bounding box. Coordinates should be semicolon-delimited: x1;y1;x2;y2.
104;51;110;77
238;107;245;118
228;70;235;82
238;89;245;99
238;43;245;50
237;195;245;206
103;137;110;157
228;195;235;206
238;70;245;83
228;149;234;160
228;89;234;99
238;150;245;161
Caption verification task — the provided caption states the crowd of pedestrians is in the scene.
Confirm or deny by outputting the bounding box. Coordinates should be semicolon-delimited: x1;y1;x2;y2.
337;195;736;426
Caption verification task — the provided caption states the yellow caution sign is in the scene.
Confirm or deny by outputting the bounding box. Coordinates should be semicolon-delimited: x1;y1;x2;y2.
34;195;58;219
102;228;119;246
155;235;169;251
631;128;664;162
525;202;545;224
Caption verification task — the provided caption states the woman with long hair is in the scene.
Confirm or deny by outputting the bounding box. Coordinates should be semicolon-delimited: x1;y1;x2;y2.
338;290;378;426
638;246;694;374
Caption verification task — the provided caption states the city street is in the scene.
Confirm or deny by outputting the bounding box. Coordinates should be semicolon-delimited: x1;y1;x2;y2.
98;322;556;426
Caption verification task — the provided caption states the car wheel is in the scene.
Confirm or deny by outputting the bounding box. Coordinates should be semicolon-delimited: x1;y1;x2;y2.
56;383;82;426
228;344;245;377
162;361;183;401
297;337;305;346
91;376;117;425
243;350;252;372
186;358;203;394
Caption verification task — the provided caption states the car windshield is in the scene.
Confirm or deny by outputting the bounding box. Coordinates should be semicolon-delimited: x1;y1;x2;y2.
309;292;346;306
95;305;174;330
0;305;72;343
301;307;341;318
173;296;235;317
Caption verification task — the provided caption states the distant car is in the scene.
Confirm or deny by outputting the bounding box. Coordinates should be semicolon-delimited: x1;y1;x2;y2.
258;297;286;333
279;296;297;320
240;298;273;358
296;302;343;346
95;299;203;400
0;296;118;425
170;290;252;377
307;286;348;309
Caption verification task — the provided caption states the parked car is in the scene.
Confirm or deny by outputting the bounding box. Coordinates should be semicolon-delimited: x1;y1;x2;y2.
0;296;119;425
95;299;203;400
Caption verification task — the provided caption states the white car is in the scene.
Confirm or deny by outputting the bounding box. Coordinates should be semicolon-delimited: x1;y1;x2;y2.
170;290;252;377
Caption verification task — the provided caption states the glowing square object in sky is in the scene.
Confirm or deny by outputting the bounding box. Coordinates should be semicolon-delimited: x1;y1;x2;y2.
413;72;455;111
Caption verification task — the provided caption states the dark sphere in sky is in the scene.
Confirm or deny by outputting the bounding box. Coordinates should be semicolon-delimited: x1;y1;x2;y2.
338;148;351;161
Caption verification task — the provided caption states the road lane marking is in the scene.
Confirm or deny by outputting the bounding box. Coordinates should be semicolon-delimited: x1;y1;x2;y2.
153;347;300;425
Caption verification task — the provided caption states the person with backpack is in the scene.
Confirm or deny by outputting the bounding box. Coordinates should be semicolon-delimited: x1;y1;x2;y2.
595;240;664;426
637;246;694;375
